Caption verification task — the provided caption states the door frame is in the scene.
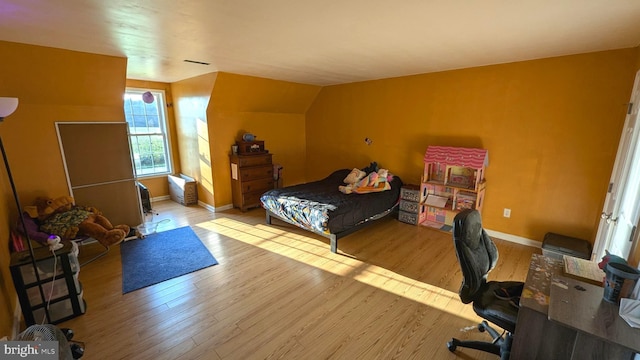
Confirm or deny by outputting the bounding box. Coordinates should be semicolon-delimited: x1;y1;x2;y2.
593;70;640;261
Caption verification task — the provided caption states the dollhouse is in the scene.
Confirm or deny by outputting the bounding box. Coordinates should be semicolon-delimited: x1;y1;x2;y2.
420;146;488;230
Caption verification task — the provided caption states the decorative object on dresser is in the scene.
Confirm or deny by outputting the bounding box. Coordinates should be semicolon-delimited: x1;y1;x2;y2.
230;152;274;211
421;146;488;231
236;133;266;155
398;184;427;225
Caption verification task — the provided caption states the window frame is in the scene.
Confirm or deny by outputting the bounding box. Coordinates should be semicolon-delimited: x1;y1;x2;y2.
124;87;173;178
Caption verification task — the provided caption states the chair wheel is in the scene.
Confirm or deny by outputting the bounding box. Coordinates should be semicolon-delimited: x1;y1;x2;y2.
71;343;84;359
478;321;489;332
446;340;457;352
60;328;74;340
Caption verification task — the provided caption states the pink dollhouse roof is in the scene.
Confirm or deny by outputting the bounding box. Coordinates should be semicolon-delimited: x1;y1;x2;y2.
423;146;488;169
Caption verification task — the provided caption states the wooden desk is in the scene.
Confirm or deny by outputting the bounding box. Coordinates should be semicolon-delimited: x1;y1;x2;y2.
511;254;639;360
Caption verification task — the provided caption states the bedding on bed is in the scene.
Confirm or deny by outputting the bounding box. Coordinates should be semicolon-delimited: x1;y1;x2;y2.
260;169;403;235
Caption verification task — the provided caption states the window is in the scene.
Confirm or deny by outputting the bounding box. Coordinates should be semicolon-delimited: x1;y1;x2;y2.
124;89;172;177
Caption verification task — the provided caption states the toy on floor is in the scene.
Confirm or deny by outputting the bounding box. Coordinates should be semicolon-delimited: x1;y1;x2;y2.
24;196;130;247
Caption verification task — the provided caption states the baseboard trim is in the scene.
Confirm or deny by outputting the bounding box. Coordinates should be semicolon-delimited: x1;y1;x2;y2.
151;196;234;213
485;229;542;249
215;203;233;212
193;201;234;213
194;201;214;212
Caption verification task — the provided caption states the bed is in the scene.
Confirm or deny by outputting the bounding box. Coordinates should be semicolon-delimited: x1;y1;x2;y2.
260;168;403;253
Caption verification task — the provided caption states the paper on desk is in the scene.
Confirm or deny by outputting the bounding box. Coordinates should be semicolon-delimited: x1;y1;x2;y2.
619;298;640;328
563;256;605;286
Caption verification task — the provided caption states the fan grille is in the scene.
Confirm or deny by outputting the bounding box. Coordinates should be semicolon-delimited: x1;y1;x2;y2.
15;324;73;360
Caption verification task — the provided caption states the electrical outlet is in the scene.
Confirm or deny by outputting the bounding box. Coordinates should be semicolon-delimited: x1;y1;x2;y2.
503;208;511;218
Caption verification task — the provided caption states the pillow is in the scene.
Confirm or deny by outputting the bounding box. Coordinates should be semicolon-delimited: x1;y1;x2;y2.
343;168;366;184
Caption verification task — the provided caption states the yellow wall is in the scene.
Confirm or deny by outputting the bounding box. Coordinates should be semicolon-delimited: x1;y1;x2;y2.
307;49;637;245
208;72;320;208
171;73;218;206
169;72;319;209
0;41;126;337
126;79;179;198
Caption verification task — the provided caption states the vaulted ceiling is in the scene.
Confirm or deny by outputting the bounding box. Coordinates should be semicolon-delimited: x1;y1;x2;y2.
1;1;640;86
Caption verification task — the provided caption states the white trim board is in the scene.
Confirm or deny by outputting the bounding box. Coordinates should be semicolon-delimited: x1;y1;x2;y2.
213;203;233;212
151;195;170;202
485;229;542;249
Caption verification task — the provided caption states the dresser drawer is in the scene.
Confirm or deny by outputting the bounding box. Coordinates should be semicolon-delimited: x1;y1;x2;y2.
229;152;274;211
242;191;267;208
241;178;274;193
237;154;272;167
240;165;273;181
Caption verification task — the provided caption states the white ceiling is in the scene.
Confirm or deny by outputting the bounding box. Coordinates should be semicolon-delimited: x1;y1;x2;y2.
1;1;640;86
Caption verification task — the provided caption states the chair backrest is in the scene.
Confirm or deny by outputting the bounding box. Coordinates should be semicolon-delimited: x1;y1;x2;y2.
453;209;499;304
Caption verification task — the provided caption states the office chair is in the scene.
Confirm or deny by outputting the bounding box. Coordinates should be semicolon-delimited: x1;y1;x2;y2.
446;209;524;360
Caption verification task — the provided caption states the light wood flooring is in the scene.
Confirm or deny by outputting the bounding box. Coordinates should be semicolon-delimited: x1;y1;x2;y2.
61;200;539;360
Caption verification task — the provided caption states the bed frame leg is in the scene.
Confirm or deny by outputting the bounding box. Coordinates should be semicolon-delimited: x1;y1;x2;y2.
330;235;338;253
265;211;272;225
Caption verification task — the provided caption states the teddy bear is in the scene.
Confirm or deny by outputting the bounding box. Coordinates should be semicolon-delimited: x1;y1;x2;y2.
24;196;130;248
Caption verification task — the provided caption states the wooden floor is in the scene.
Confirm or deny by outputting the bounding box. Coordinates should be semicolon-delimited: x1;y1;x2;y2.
62;200;538;360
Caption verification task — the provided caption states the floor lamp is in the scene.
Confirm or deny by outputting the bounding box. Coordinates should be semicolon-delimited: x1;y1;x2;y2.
0;97;50;316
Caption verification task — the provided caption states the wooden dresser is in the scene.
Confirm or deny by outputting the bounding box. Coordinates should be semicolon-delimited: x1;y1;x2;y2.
230;153;274;211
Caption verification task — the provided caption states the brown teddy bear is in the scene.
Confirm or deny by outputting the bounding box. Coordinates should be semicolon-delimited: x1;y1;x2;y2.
25;195;130;247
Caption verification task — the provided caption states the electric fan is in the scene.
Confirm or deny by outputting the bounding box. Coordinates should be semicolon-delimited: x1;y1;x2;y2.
14;324;83;359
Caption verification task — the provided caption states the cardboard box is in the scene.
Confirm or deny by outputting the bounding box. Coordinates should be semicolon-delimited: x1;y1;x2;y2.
168;174;197;205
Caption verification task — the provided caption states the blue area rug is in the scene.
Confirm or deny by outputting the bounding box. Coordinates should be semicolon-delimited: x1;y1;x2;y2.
120;226;218;293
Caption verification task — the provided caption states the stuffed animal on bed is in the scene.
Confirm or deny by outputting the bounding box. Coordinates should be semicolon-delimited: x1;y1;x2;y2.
24;196;130;247
339;168;393;194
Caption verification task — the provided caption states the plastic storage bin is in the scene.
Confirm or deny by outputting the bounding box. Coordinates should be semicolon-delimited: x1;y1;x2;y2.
26;272;80;305
18;242;79;284
542;232;591;260
32;295;86;324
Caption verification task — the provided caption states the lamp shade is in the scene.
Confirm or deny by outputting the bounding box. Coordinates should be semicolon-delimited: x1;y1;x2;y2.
0;97;18;119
